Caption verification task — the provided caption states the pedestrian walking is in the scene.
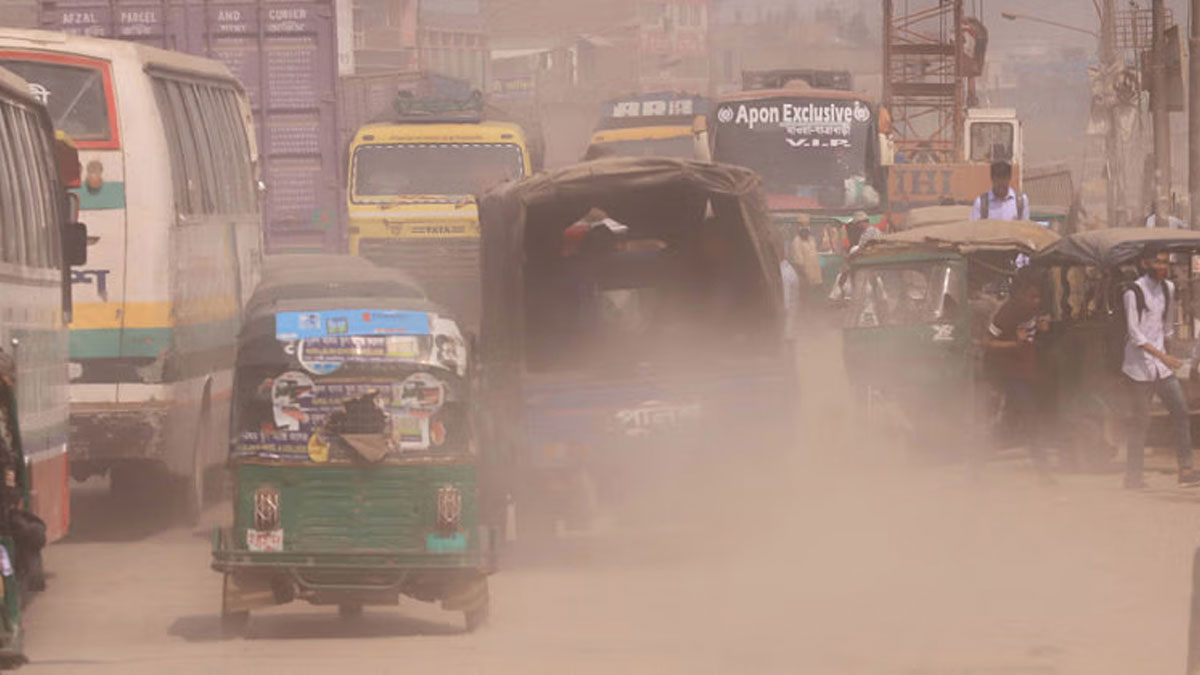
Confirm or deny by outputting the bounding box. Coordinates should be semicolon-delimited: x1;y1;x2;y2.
983;270;1053;482
1122;246;1200;489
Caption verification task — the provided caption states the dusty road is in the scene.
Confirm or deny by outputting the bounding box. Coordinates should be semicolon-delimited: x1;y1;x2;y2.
19;330;1200;674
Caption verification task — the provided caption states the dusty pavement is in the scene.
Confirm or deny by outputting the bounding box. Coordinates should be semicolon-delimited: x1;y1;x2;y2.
19;327;1200;674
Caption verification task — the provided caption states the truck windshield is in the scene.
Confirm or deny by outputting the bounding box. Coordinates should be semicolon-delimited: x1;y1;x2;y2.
352;143;525;200
0;58;113;143
848;264;961;328
711;95;877;208
584;135;696;160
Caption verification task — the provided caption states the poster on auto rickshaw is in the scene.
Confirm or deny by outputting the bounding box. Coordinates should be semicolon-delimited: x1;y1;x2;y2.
233;309;468;462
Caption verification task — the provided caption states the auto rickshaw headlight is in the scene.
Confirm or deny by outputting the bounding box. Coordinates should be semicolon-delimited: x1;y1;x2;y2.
436;484;462;530
253;486;280;531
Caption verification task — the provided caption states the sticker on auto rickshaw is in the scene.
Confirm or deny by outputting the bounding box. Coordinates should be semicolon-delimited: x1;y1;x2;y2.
276;309;432;341
307;432;330;462
246;528;284;552
396;373;445;416
236;376;461;460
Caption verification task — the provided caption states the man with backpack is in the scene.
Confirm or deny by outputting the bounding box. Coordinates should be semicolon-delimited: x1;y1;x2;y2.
970;161;1029;222
1122;246;1200;489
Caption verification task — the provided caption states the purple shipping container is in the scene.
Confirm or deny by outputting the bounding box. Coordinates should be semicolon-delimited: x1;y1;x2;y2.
40;0;343;253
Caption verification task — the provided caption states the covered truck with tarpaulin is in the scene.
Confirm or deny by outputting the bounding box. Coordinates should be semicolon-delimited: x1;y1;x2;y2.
478;157;796;537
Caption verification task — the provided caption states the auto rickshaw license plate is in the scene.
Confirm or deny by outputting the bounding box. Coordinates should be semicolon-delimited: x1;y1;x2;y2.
246;529;284;552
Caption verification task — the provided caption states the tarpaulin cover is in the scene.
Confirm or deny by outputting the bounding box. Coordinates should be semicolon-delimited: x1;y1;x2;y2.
1034;227;1200;267
854;219;1061;259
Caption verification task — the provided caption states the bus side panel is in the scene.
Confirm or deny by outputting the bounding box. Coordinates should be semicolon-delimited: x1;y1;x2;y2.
41;0;345;255
6;275;71;543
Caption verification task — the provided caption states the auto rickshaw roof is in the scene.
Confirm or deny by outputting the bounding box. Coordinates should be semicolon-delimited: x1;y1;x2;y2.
904;205;973;230
1034;227;1200;267
244;255;436;326
852;219;1060;262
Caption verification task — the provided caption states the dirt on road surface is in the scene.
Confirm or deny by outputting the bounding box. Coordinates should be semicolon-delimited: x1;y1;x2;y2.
19;328;1200;674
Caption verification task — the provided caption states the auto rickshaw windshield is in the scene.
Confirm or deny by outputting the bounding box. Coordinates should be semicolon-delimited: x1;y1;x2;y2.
848;262;963;328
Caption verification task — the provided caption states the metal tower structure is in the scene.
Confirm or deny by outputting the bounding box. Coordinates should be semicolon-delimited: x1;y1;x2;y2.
882;0;966;163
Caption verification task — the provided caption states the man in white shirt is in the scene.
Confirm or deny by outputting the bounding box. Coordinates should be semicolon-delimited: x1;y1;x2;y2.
970;161;1030;221
1123;246;1200;488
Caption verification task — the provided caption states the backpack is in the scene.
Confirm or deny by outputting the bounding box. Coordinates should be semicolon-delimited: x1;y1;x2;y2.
1106;279;1171;372
978;190;1026;220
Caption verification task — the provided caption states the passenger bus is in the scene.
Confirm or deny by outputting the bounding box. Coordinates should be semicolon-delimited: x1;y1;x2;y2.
582;93;710;161
0;29;263;521
346;93;531;329
710;85;886;295
0;65;88;543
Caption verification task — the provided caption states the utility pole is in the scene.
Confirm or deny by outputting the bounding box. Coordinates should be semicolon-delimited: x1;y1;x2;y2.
1190;0;1200;227
1152;0;1171;224
1102;0;1120;227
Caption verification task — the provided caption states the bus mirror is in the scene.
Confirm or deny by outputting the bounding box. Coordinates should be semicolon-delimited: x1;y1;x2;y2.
63;222;88;267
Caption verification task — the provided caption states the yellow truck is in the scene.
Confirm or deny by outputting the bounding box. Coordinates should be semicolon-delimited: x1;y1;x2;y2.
346;95;532;327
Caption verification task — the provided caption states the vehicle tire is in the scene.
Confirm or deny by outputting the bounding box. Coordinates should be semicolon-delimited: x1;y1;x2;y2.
220;610;249;638
184;399;211;526
463;598;489;633
338;603;363;620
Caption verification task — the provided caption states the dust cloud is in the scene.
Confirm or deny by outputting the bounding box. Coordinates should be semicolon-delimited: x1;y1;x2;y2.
491;319;1198;675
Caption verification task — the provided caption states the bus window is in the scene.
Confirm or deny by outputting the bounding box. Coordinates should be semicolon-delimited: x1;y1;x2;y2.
30;110;63;268
218;92;255;210
0;106;18;262
156;79;206;214
152;79;190;213
197;86;237;212
0;58;112;144
15;108;53;268
178;82;220;214
1;106;31;263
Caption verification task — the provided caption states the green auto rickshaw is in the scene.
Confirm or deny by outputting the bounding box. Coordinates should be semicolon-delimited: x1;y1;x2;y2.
212;255;495;635
841;219;1061;456
1032;228;1200;461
